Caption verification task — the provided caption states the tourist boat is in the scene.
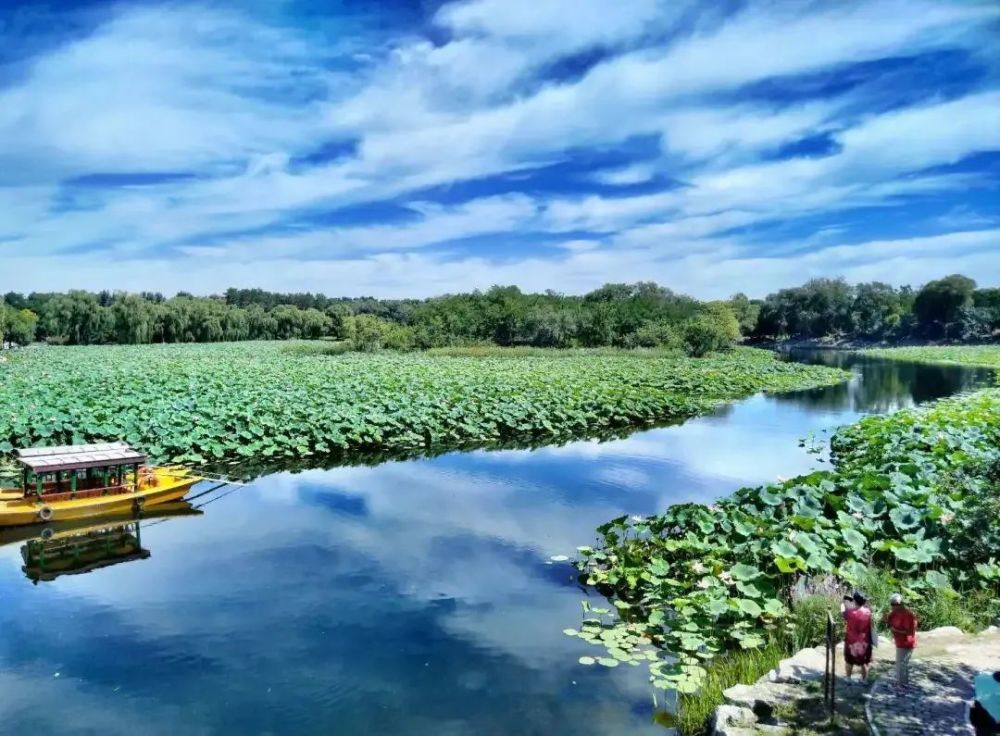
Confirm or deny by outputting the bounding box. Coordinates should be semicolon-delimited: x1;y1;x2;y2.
0;442;203;527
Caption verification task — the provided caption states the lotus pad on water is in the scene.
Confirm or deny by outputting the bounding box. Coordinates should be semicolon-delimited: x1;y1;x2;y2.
0;342;847;465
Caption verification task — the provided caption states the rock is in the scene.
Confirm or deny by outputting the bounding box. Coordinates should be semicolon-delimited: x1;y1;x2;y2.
751;700;774;722
714;728;757;736
710;704;756;736
921;626;964;638
768;646;827;683
755;726;791;735
724;682;802;712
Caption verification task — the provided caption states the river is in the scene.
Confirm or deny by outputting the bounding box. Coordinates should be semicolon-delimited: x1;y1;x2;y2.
0;352;991;735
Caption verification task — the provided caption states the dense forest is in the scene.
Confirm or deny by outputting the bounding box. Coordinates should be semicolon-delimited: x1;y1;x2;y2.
1;274;997;354
0;284;740;356
753;274;999;342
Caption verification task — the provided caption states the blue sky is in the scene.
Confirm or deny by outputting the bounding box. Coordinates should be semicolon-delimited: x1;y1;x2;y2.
1;0;998;298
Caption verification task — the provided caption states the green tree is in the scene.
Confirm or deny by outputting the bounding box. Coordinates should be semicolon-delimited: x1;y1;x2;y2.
6;307;40;345
3;292;27;310
624;321;679;349
852;282;902;337
972;288;1000;331
521;306;577;347
111;293;155;344
42;291;108;344
727;293;761;334
682;303;741;356
345;315;414;351
913;274;976;336
300;308;332;340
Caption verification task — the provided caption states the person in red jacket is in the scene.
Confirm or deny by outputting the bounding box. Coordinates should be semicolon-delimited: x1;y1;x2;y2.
886;593;917;688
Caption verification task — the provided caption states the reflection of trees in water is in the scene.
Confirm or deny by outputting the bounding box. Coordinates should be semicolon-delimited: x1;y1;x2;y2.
774;350;993;413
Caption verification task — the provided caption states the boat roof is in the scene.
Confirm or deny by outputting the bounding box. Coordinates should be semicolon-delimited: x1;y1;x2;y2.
24;550;151;583
16;442;147;473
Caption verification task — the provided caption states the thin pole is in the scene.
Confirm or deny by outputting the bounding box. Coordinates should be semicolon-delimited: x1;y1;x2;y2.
829;611;836;721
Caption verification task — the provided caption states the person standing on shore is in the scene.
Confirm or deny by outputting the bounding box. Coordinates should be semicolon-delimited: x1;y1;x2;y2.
843;591;873;681
886;593;917;688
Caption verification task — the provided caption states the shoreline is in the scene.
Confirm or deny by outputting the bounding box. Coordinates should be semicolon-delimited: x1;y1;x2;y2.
572;345;1000;735
748;337;999;350
712;626;1000;735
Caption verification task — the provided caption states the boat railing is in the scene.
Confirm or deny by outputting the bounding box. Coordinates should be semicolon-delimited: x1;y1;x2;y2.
27;525;136;556
29;482;139;504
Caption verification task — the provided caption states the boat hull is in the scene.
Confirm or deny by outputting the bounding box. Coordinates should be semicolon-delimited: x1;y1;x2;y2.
0;469;200;527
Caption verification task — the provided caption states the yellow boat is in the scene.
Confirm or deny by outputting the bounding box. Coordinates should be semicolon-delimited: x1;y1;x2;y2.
0;442;202;527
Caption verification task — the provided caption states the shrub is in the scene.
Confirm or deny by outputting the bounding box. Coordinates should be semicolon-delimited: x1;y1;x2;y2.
856;567;998;633
623;321;680;349
681;303;742;356
344;315;415;352
789;577;844;651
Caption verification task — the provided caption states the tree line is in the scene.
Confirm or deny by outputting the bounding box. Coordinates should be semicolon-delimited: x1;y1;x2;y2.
0;284;740;356
752;274;999;342
1;273;996;353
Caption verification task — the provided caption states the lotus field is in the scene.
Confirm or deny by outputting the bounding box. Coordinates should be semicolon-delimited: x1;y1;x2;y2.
571;346;1000;696
0;342;848;464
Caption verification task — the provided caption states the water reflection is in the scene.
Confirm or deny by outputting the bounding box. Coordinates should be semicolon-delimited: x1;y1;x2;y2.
776;349;993;413
0;354;992;735
0;502;201;584
0;468;662;735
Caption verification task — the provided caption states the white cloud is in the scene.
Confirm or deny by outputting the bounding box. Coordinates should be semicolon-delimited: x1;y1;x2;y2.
0;6;328;184
1;0;998;296
590;164;658;186
659;102;839;163
213;194;540;259
538;92;999;243
5;228;997;299
436;0;666;46
557;240;602;253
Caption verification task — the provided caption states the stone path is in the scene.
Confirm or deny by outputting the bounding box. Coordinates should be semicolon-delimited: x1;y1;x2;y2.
711;627;1000;736
866;627;1000;736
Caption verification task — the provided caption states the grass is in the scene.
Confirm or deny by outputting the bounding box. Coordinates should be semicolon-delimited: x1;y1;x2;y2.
854;567;1000;633
789;593;843;652
676;641;787;735
772;691;870;736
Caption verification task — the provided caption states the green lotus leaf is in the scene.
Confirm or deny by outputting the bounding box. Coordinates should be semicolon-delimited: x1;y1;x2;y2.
889;505;922;531
771;539;798;558
774;555;805;573
735;581;762;598
704;597;729;617
923;570;951;590
763;599;785;617
758;487;785;506
840;527;867;557
729;563;763;581
737;598;763;618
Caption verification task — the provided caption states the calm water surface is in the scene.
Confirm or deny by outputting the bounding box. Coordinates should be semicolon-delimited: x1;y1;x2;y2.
0;352;991;735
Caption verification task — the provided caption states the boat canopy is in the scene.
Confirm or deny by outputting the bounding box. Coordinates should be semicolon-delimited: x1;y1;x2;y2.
16;442;147;474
